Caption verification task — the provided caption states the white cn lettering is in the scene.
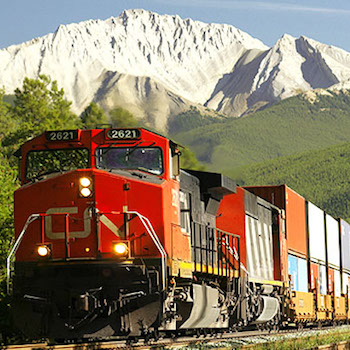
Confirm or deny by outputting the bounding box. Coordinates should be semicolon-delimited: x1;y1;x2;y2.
45;207;91;239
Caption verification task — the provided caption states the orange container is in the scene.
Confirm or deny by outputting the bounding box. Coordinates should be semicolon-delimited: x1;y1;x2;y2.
328;268;335;294
310;262;319;292
245;185;307;257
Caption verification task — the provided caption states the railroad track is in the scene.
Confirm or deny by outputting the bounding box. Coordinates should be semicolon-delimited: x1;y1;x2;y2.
3;325;350;350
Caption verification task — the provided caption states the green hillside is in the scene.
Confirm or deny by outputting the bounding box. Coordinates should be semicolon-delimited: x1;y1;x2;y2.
231;141;350;221
171;90;350;171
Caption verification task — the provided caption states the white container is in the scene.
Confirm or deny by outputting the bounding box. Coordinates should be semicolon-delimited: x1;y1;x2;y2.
341;220;350;272
342;272;350;295
334;269;341;297
308;202;326;263
326;214;340;269
319;264;327;295
297;257;308;293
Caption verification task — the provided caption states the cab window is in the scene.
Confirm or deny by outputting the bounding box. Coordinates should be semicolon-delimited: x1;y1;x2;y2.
26;149;89;181
180;190;191;234
96;147;163;175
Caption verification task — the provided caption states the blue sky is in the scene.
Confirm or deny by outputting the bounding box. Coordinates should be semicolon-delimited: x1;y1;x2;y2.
1;0;350;51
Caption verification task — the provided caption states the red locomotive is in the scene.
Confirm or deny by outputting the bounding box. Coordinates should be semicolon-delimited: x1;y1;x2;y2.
8;128;350;339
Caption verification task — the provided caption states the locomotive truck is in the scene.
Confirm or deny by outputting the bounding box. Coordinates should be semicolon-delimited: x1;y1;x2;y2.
7;127;350;339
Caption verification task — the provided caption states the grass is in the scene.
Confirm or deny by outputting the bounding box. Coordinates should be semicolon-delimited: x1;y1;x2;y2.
178;328;350;350
240;329;350;350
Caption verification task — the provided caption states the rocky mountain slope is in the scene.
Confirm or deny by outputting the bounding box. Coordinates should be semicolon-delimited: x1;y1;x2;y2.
1;9;350;130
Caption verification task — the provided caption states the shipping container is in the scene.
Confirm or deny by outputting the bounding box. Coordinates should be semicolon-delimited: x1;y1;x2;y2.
307;202;326;264
310;262;319;291
328;268;335;294
326;214;340;269
342;272;349;295
297;257;308;293
334;269;341;297
288;255;298;291
288;254;308;292
319;264;327;295
341;272;349;295
341;219;350;273
245;185;307;257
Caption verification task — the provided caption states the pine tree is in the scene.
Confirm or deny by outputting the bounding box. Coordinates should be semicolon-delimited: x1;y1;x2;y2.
3;75;81;153
110;107;138;127
81;102;108;129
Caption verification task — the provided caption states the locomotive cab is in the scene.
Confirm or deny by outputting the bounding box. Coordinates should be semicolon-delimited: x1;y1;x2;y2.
14;128;181;261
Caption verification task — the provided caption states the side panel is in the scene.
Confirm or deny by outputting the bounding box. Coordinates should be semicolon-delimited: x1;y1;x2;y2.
288;255;308;292
326;215;340;269
319;264;327;295
245;204;274;281
285;187;307;257
342;272;349;295
217;188;247;270
297;257;308;293
288;255;298;291
341;220;350;272
310;262;319;292
334;270;341;297
308;202;326;264
328;268;335;295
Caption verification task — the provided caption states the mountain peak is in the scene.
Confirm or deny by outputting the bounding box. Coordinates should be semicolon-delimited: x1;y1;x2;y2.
1;9;350;131
275;33;296;48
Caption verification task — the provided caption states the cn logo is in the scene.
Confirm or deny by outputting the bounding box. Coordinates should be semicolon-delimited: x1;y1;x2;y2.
45;207;91;239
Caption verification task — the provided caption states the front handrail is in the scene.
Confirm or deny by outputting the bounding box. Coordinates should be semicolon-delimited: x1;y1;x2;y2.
6;214;41;294
6;212;72;294
97;209;167;291
8;210;167;294
126;210;167;291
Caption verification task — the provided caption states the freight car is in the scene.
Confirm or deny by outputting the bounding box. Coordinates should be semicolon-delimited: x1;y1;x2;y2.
6;128;349;340
246;185;350;326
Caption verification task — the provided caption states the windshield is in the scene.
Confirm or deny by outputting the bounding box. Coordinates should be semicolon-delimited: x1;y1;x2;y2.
26;149;89;180
96;147;163;175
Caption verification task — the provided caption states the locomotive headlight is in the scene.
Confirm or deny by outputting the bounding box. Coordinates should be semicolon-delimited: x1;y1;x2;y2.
113;242;129;257
80;177;91;187
37;245;50;257
79;176;93;197
80;187;92;197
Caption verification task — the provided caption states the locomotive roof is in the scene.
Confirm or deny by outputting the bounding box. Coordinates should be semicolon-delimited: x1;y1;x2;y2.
14;127;179;156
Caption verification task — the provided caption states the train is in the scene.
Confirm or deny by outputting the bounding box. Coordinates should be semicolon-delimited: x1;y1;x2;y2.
7;127;350;340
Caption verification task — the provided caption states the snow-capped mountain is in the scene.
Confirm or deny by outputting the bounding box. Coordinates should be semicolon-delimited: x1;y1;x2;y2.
1;9;350;130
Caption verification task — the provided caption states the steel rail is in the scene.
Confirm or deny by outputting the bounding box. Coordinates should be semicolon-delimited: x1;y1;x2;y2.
3;326;350;350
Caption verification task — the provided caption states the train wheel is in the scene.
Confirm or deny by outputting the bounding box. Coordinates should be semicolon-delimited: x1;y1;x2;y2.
272;324;280;332
153;330;160;341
